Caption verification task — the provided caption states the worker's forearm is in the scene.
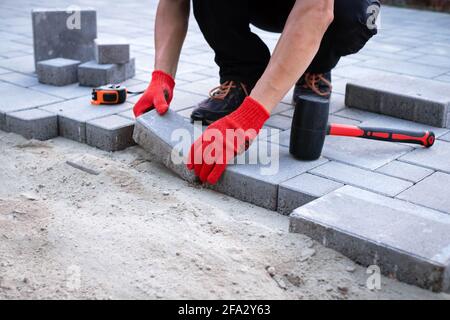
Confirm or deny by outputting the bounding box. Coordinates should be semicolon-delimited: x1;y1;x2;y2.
251;0;334;112
154;0;190;77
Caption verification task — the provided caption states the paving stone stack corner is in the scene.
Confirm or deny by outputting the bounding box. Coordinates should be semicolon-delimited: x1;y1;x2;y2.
345;74;450;128
36;58;81;86
78;38;135;87
32;8;97;68
289;186;450;293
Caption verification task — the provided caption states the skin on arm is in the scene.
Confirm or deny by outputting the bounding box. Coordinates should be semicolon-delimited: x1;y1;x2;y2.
154;0;191;77
251;0;335;112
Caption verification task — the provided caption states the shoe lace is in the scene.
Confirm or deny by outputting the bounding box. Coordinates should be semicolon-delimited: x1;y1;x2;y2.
302;73;332;97
209;81;249;100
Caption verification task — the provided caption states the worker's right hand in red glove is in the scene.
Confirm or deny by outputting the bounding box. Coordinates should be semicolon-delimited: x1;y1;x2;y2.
133;70;175;117
187;97;270;185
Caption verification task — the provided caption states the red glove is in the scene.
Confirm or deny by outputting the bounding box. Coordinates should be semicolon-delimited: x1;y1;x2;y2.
187;97;270;185
133;70;175;117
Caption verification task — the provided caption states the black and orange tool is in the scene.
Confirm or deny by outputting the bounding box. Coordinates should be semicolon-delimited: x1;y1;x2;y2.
290;95;435;161
327;123;435;147
91;84;144;105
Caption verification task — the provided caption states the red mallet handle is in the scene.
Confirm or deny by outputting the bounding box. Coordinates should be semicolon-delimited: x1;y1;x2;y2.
327;123;435;148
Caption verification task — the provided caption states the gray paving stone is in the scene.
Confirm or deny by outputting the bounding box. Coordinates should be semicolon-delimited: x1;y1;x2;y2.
345;74;450;127
37;58;81;86
95;38;130;64
117;109;135;121
0;82;62;131
334;107;382;123
177;107;195;119
322;135;412;170
29;83;91;99
212;145;328;210
0;55;36;74
310;161;413;197
278;173;343;215
397;172;450;214
40;97;131;143
411;54;450;69
0;113;6;132
377;160;434;183
358;58;446;78
78;59;135;87
32;9;97;67
133;109;197;183
86;115;135;151
264;114;292;130
0;72;39;87
5;108;57;140
439;132;450;142
289;186;450;292
399;140;450;174
177;77;219;96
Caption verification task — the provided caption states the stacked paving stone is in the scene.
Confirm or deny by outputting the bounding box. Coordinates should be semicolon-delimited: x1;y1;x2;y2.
33;8;96;86
33;9;135;87
24;9;137;150
78;38;135;87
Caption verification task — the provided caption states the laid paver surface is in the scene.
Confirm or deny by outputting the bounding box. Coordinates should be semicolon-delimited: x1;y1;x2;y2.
1;0;450;292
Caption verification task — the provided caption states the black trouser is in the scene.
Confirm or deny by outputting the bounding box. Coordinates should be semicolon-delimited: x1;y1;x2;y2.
193;0;380;88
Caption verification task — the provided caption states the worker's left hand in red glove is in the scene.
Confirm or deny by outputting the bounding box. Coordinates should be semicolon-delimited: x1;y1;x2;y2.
187;97;270;185
133;70;175;117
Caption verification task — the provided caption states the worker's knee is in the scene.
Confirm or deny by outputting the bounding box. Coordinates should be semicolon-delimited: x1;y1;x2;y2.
332;0;380;56
335;0;380;29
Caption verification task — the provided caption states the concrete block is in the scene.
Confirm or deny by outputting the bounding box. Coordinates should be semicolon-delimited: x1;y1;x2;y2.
0;82;62;131
5;108;57;140
86;115;135;151
95;38;130;64
277;173;343;215
345;74;450;127
310;161;413;197
0;113;7;132
30;83;91;100
377;160;434;183
0;72;39;88
439;132;450;142
40;97;131;143
36;58;80;86
322;135;412;170
289;186;450;292
399;140;450;174
133;109;197;183
264;114;292;130
78;58;135;87
32;9;97;67
397;172;450;214
211;145;328;210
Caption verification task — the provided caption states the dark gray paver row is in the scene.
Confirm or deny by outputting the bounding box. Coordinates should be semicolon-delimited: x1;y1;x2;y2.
345;74;450;128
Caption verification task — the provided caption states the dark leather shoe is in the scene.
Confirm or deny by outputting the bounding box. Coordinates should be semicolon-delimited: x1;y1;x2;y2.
190;81;250;125
292;72;332;105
